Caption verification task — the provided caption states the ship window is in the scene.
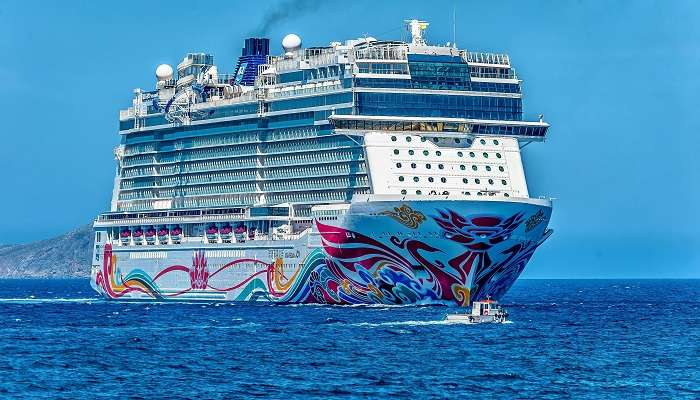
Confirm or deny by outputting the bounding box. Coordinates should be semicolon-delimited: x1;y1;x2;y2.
442;191;449;195
480;139;486;145
475;178;481;184
423;150;429;156
460;165;466;170
426;164;432;169
393;149;399;155
502;179;507;185
436;151;442;156
398;176;404;181
411;163;417;169
469;152;475;158
499;166;505;172
496;153;502;158
420;137;427;142
493;140;499;145
440;177;447;183
409;150;415;155
457;151;463;157
488;179;494;185
433;138;439;143
406;137;412;142
504;193;510;197
396;163;402;168
401;189;407;195
472;165;478;171
416;190;422;195
483;152;489;158
463;191;471;195
486;166;492;172
463;178;468;184
438;164;444;169
391;136;397;142
413;177;419;182
428;177;434;182
455;138;461;144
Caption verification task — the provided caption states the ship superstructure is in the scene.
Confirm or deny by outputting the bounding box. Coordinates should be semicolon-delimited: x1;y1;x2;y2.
91;20;553;305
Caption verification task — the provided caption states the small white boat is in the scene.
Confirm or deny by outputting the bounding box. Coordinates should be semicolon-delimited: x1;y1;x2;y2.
445;298;509;323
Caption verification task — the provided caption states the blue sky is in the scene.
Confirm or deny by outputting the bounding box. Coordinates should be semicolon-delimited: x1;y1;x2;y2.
0;0;698;278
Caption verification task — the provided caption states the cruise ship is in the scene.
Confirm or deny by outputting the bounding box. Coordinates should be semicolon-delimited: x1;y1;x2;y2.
91;20;553;305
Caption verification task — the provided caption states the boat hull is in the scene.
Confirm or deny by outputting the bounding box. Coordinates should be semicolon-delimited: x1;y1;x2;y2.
91;199;552;306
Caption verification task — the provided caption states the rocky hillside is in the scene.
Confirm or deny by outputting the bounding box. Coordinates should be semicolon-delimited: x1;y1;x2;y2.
0;225;93;278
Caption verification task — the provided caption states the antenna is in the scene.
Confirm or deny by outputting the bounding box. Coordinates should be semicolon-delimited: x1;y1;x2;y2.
452;5;457;48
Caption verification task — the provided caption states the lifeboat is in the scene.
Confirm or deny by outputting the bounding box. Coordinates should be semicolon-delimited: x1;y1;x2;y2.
219;224;233;243
132;228;144;244
120;229;131;244
145;227;157;244
171;226;182;244
233;225;246;243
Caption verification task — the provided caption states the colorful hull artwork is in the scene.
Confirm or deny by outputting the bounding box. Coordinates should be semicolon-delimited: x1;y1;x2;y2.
91;200;552;306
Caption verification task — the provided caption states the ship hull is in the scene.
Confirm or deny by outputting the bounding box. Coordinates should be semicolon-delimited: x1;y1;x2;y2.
91;199;551;306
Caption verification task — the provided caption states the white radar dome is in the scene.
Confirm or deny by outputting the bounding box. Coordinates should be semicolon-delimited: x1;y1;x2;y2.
282;34;302;51
155;64;174;81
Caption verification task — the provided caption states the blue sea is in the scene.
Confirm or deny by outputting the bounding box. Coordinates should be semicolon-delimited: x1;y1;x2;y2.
0;279;698;399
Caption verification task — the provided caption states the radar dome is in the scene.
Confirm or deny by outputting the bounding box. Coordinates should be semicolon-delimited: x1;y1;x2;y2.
282;34;302;51
155;64;174;81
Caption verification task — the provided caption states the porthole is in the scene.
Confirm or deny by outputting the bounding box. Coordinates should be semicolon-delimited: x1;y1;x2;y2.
477;192;483;196
462;178;468;184
423;150;429;156
416;190;422;195
483;152;489;158
496;153;502;158
396;162;402;168
409;150;415;155
463;191;471;195
398;176;404;182
485;166;492;172
475;178;481;184
488;179;494;185
413;177;419;182
428;177;434;183
420;137;427;142
433;138;439;143
401;189;407;195
442;191;449;195
472;165;478;171
406;137;412;142
504;193;510;197
469;152;475;158
393;149;399;155
440;177;447;183
436;151;442;156
411;163;417;169
455;138;461;144
391;136;397;142
457;151;463;157
480;139;486;145
426;164;432;169
436;164;442;170
467;139;473;145
502;179;507;185
460;165;466;170
493;140;499;145
498;166;505;172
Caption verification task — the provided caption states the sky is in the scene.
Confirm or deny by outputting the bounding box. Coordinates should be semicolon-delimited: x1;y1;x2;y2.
0;0;698;278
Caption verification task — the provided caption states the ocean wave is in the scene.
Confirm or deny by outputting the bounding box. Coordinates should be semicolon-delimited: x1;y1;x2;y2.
0;298;98;304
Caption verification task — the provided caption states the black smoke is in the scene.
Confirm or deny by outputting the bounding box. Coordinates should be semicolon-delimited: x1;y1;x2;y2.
256;0;322;35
